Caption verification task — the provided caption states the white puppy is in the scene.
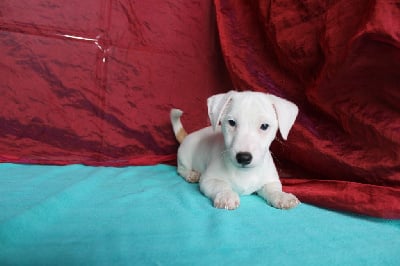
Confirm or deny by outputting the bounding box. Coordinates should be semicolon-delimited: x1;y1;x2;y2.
170;90;300;210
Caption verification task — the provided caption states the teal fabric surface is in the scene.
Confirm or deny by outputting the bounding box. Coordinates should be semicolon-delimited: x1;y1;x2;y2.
0;163;399;266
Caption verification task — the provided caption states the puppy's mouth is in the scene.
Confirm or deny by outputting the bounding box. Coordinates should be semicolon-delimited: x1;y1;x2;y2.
237;164;255;169
237;163;255;169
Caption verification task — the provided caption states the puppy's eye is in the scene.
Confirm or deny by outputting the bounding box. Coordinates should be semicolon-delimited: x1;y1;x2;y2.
228;119;236;127
260;123;269;131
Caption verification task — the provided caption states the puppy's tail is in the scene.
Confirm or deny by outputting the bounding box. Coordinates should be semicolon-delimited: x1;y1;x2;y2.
170;109;188;144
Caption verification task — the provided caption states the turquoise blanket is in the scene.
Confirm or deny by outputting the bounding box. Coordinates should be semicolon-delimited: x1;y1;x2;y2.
1;164;399;265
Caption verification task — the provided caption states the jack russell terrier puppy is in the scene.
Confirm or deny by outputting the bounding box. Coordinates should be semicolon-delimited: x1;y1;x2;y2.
170;90;300;210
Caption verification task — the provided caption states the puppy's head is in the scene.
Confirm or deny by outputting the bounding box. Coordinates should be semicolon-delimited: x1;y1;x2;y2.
208;91;298;168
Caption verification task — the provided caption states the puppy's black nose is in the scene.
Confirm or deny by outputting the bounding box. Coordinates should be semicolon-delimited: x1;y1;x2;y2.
236;152;252;166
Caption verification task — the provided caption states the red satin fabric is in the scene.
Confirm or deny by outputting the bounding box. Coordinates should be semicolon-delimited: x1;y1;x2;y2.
0;1;399;218
0;0;232;165
215;0;400;218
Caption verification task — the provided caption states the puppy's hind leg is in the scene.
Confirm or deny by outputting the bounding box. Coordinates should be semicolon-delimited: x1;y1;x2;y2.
177;158;200;183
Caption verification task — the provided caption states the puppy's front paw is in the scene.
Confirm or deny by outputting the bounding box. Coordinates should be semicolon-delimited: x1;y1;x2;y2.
214;190;240;210
269;192;300;210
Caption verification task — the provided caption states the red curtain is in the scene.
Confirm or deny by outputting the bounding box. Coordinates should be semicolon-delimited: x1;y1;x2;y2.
0;0;232;165
0;0;399;218
214;0;400;218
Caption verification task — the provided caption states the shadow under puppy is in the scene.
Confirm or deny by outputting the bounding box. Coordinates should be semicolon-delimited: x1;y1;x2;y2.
170;90;299;210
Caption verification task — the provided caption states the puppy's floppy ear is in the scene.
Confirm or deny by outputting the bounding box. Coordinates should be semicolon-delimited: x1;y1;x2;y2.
207;91;235;131
269;95;298;140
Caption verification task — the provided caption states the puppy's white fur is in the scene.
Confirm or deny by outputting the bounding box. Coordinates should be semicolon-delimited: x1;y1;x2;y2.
170;90;300;210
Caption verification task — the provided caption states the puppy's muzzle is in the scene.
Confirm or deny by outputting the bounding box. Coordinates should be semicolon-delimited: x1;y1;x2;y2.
236;152;252;166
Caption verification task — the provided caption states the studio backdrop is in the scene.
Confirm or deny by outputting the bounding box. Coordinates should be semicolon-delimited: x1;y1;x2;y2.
0;0;399;218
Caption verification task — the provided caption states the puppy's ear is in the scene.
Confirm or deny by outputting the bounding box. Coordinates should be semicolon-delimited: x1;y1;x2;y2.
207;91;235;131
269;95;298;140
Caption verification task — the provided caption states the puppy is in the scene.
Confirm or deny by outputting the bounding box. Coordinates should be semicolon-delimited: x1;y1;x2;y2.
170;90;299;210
